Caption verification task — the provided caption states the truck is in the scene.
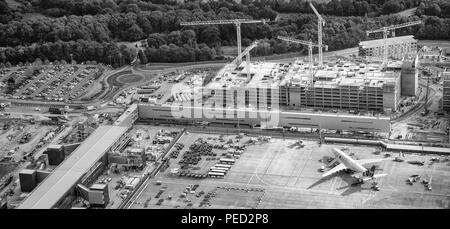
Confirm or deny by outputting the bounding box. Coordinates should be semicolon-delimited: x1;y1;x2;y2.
319;165;325;172
86;105;96;111
408;161;425;166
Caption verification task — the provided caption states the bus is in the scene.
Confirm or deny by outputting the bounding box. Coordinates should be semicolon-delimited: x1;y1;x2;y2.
211;169;228;174
219;158;235;165
215;164;232;169
208;172;225;178
210;166;229;171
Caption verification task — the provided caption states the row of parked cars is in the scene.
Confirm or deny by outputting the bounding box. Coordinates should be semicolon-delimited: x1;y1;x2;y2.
38;66;78;101
1;65;102;102
68;67;100;100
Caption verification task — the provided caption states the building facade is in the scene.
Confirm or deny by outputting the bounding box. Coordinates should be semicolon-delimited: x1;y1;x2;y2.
443;69;450;111
137;103;391;133
280;76;400;112
359;35;417;60
400;55;419;96
205;62;401;112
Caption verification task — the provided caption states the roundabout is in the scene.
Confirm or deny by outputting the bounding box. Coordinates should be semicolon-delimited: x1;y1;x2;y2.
116;74;145;84
106;68;146;87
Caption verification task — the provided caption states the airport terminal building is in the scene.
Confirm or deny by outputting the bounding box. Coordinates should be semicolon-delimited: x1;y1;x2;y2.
137;103;391;133
18;126;130;209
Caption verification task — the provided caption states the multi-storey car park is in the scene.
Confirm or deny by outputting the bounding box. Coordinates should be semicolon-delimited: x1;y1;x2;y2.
203;60;405;113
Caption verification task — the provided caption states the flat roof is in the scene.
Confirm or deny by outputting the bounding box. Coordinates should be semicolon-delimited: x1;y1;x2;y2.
386;144;450;154
205;61;400;90
141;103;390;121
19;169;36;175
114;103;137;126
360;35;416;48
18;125;128;209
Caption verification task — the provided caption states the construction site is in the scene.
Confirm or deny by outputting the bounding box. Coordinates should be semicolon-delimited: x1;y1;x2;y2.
1;3;450;210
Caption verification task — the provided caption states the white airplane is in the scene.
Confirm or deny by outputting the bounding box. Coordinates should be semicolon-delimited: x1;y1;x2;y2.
323;148;388;182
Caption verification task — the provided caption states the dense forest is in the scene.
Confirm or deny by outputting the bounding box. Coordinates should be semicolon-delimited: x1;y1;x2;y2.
264;0;420;16
0;0;449;67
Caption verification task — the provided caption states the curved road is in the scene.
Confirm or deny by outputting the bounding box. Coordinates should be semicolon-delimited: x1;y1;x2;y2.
391;79;438;123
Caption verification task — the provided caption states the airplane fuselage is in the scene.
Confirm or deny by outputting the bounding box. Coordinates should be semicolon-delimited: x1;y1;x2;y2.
332;148;367;174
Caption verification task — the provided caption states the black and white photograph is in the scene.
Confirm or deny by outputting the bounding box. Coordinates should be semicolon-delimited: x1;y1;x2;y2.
0;0;449;219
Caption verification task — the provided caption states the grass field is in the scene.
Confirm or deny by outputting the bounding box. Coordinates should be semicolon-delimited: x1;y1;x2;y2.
419;40;450;50
116;74;144;84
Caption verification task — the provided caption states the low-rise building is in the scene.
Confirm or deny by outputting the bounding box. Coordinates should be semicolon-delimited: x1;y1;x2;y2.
359;35;417;60
419;46;443;63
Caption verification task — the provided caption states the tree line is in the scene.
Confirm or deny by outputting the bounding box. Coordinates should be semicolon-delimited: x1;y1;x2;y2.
0;5;277;46
417;0;450;18
0;40;136;68
258;0;422;17
1;0;450;66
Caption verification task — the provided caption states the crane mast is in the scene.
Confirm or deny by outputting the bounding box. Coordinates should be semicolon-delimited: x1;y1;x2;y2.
180;19;268;65
230;41;258;81
366;20;422;68
309;2;325;68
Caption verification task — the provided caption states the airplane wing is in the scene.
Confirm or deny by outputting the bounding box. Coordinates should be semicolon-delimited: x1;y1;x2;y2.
322;163;348;177
362;173;388;182
356;158;389;165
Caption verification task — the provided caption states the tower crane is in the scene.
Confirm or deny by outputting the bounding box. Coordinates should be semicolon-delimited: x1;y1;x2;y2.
277;36;328;81
309;2;326;68
180;19;269;65
230;41;258;80
366;20;422;68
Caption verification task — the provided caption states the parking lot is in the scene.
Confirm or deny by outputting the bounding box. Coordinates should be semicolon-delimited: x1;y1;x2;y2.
129;131;450;209
0;121;58;163
0;64;104;102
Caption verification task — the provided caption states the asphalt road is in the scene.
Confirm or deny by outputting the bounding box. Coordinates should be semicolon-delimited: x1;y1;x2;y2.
392;78;439;123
